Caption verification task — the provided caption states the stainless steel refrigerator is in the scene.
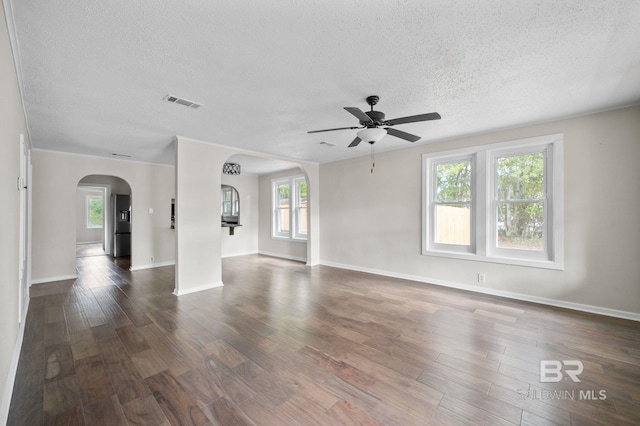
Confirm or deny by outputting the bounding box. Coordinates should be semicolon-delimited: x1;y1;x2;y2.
113;194;131;257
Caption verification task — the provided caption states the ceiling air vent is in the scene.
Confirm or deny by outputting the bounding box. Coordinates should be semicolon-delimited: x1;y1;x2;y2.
163;94;203;109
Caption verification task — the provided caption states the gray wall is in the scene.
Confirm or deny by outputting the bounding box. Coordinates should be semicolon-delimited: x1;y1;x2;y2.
320;106;640;315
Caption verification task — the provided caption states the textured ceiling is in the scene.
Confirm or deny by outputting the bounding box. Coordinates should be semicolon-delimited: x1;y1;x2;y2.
7;0;640;173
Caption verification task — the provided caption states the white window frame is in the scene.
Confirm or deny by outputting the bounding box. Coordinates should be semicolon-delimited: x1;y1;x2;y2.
86;195;104;229
273;179;291;239
427;154;476;254
272;175;307;241
293;177;308;240
490;145;550;262
422;134;564;270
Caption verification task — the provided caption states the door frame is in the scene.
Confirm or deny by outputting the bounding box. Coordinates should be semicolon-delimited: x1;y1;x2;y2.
18;134;28;322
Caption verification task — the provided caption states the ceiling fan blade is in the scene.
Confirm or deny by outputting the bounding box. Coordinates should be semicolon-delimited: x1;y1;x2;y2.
307;126;360;134
385;112;441;126
385;127;421;142
344;107;373;124
348;137;362;147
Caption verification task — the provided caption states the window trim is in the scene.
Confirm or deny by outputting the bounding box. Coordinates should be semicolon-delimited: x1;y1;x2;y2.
422;134;564;270
86;195;104;229
272;175;307;241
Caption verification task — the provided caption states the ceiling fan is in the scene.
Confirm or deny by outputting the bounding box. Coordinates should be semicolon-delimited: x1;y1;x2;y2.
307;95;441;147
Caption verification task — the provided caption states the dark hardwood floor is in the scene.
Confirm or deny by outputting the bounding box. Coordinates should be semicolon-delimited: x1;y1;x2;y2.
75;243;106;258
7;254;640;425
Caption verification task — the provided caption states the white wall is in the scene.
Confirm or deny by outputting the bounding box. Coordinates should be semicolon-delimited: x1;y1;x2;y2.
0;0;30;415
258;168;307;261
221;174;259;258
175;138;230;295
320;106;640;316
31;150;175;282
75;188;104;244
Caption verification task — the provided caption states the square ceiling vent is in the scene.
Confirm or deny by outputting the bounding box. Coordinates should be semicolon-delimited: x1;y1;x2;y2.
163;94;203;109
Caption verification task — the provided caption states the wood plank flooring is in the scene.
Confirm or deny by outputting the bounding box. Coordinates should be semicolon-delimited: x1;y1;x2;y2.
75;243;105;258
7;254;640;425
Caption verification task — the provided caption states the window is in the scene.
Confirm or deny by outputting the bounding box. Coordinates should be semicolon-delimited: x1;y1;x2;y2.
432;157;473;253
272;176;307;240
493;150;546;257
87;195;103;228
274;181;291;237
294;178;308;239
423;134;563;269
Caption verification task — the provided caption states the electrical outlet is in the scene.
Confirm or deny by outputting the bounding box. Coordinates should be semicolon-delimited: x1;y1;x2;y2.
150;256;154;262
478;273;486;283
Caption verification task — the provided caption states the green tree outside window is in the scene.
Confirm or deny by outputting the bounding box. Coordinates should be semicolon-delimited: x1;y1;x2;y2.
88;197;103;228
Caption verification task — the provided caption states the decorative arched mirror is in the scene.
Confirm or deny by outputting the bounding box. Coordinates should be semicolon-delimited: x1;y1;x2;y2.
221;185;241;234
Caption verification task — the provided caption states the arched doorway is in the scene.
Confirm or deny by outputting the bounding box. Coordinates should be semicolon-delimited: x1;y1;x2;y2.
222;154;309;263
76;175;131;260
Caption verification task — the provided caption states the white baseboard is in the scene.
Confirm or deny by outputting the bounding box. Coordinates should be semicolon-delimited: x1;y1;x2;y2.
320;260;640;322
258;250;307;263
76;241;101;245
31;274;78;285
0;297;29;424
222;251;258;259
173;281;224;296
130;260;175;271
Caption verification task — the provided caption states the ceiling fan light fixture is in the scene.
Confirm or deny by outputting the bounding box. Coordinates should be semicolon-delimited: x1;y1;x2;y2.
357;127;386;144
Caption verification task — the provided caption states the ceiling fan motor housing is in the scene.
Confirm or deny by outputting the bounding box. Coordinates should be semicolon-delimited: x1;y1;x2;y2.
364;110;385;126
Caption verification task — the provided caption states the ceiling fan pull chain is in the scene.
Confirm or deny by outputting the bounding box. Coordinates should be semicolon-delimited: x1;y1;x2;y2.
370;143;376;174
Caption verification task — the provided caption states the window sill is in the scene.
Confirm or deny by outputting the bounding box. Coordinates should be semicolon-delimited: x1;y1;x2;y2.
422;249;564;270
271;236;307;243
